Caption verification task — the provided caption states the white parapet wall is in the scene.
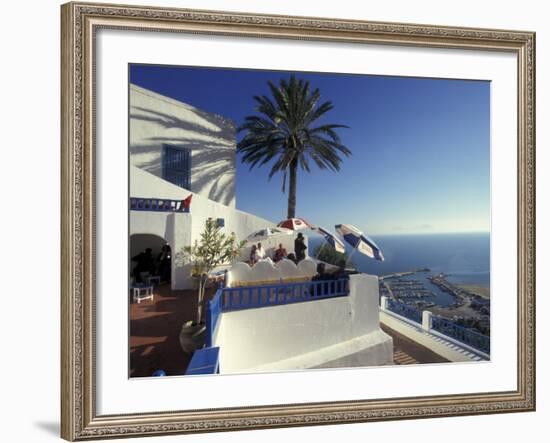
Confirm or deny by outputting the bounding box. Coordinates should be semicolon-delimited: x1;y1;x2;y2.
226;257;318;287
379;299;489;362
213;274;393;373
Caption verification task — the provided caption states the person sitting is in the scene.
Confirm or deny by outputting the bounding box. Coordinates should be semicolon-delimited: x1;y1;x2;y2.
286;253;297;264
332;259;351;293
273;243;287;262
131;248;154;284
256;242;266;260
249;244;258;266
310;263;332;297
312;263;331;280
333;259;351;279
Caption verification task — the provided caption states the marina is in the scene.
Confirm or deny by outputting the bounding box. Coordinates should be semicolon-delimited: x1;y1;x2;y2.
378;269;490;337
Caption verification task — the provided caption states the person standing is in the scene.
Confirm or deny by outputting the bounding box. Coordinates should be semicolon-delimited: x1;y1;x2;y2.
157;244;171;283
294;233;307;262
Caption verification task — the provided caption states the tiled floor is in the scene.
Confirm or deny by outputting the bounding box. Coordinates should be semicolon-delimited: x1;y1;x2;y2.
129;283;215;377
380;324;450;365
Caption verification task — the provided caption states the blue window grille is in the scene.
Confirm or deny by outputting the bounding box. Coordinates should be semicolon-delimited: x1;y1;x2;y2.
162;145;191;189
129;197;190;213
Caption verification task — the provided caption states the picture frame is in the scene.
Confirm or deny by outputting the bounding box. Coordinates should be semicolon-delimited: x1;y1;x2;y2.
60;1;536;440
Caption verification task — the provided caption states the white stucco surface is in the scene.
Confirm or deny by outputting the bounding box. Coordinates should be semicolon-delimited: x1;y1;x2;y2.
213;274;393;373
130;84;236;206
226;257;318;287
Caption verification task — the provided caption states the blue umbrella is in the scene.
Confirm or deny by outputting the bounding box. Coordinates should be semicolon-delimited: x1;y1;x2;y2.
335;224;384;262
312;226;346;254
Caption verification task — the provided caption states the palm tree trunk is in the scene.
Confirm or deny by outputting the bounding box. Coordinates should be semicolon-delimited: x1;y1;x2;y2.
287;159;298;218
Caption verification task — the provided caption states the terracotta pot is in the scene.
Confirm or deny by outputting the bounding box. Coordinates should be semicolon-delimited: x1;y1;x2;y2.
179;320;206;354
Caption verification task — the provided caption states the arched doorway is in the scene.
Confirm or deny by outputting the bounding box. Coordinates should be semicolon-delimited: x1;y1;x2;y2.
130;234;171;284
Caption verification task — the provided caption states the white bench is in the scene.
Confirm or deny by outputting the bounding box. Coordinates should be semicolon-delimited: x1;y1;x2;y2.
132;285;154;304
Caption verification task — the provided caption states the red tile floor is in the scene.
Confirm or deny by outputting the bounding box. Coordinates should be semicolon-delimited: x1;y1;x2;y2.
129;284;215;377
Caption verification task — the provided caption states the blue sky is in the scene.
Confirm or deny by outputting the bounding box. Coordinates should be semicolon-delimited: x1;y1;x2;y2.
130;64;490;235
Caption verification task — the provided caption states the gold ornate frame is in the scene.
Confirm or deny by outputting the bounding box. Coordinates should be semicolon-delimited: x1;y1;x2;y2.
61;1;536;440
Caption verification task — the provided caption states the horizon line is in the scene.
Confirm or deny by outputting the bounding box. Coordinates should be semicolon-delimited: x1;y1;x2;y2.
367;230;490;237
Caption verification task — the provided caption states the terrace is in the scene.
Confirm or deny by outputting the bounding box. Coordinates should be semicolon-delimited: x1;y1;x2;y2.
130;274;489;377
130;286;448;376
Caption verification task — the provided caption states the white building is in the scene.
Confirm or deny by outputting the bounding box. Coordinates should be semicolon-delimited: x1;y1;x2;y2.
129;84;294;289
130;84;236;207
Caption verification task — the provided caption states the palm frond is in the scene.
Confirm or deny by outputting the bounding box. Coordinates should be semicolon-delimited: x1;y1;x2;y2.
237;75;353;209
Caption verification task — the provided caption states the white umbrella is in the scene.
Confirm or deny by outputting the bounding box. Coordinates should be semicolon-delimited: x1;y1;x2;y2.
335;224;384;262
246;227;293;242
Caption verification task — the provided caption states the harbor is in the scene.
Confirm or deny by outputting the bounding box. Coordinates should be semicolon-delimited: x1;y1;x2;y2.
378;269;490;336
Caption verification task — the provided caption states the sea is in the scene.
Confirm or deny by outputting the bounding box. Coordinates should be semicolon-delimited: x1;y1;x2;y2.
310;232;490;307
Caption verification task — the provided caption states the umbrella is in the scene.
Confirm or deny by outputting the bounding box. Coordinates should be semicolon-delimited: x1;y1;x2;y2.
312;226;346;254
246;227;293;242
277;218;312;231
335;224;384;261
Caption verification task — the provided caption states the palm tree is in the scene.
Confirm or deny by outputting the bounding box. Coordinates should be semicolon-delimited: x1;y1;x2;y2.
237;75;351;219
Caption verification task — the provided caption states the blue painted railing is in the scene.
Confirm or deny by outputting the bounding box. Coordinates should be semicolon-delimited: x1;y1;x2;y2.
205;289;223;348
185;346;220;375
220;278;349;311
385;299;490;354
386;298;423;324
130;197;190;213
431;315;490;354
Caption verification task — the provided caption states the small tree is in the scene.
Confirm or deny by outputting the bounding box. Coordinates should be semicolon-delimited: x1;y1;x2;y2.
313;244;353;268
182;218;245;325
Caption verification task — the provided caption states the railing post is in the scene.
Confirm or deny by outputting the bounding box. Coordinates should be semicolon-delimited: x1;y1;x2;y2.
380;296;389;311
422;310;433;331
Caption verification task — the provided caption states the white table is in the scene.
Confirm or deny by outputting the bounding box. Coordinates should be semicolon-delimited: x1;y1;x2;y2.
132;285;154;304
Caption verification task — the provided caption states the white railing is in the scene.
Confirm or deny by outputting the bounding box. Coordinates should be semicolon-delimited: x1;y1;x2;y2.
380;296;490;361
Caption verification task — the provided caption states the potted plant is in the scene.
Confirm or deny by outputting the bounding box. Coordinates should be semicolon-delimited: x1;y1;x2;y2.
179;218;245;353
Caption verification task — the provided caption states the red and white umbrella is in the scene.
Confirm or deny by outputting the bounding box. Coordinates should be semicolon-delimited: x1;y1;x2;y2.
277;218;312;231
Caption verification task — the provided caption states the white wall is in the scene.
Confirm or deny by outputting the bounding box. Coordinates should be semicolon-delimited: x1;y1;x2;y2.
130;84;236;207
3;1;548;443
214;274;393;372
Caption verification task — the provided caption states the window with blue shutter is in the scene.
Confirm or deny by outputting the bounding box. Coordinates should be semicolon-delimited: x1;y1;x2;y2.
162;145;191;190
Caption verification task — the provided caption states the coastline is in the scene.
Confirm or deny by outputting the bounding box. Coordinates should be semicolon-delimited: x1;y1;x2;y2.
455;284;490;299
